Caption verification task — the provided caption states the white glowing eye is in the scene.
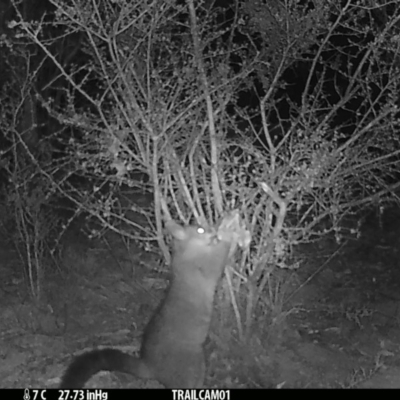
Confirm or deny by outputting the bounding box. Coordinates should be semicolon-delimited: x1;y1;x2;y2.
197;227;205;234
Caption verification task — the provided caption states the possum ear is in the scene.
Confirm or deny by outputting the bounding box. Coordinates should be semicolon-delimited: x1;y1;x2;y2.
165;220;187;240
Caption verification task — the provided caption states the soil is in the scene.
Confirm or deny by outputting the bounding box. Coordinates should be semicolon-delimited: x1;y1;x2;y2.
1;203;400;388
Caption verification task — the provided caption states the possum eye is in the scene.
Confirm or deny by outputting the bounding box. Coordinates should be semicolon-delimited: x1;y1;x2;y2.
196;227;206;234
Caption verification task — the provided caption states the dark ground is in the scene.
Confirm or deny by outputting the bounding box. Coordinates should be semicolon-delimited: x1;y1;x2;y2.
1;203;400;388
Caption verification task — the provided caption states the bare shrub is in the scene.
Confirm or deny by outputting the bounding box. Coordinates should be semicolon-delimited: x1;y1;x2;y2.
1;0;399;337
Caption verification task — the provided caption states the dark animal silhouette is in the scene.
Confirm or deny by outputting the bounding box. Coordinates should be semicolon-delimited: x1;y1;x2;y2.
60;218;235;388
